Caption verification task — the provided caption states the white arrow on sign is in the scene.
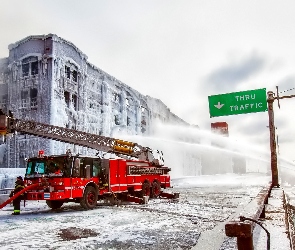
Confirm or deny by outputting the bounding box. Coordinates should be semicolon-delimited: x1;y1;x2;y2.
214;102;224;109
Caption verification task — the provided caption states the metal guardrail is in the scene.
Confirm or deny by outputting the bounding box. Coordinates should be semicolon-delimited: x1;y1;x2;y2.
0;188;14;194
225;182;272;250
0;188;14;192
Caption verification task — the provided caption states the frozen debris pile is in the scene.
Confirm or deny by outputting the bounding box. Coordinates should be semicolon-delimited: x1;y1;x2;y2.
58;227;99;241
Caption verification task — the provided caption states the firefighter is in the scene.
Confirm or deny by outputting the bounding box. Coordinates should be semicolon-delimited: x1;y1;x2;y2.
10;176;25;215
99;167;109;189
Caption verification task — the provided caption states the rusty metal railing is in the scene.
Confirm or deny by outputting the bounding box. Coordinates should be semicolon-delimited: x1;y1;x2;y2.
225;182;272;250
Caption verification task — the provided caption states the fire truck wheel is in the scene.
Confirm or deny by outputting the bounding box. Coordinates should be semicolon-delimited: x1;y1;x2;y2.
46;200;64;209
141;181;151;198
151;180;161;198
80;186;98;209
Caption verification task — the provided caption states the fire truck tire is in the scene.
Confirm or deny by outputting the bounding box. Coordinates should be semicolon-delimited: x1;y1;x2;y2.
151;180;161;198
80;186;98;209
141;181;151;198
46;200;64;209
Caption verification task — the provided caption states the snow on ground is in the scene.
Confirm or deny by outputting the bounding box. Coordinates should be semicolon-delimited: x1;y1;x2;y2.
0;173;274;250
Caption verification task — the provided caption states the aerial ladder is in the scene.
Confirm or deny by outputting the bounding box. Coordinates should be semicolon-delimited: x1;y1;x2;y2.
0;109;163;165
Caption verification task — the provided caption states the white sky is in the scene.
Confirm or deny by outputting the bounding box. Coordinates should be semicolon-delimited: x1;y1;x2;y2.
1;0;295;164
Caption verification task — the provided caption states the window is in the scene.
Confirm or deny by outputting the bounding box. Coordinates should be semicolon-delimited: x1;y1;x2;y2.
64;91;70;107
114;115;120;125
31;61;38;75
65;65;78;82
72;70;77;82
30;88;38;107
72;94;77;110
65;66;71;79
112;93;120;102
21;90;29;108
22;64;29;77
127;117;131;126
22;56;38;77
93;159;101;177
26;161;45;175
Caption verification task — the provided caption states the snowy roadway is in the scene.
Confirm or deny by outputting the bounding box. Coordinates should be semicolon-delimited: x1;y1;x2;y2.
0;173;271;250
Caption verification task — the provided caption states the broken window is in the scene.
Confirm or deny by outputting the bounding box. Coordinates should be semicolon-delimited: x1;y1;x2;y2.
72;70;77;82
65;64;78;82
64;91;70;107
114;115;120;125
30;88;38;107
112;93;120;102
65;66;71;79
22;56;38;77
127;117;131;126
22;63;29;77
21;90;28;99
31;61;38;75
21;100;28;108
72;94;77;110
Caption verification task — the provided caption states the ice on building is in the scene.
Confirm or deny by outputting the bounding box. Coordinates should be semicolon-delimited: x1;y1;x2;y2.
0;34;190;169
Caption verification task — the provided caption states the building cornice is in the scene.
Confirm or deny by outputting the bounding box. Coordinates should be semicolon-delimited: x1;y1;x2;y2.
8;34;88;61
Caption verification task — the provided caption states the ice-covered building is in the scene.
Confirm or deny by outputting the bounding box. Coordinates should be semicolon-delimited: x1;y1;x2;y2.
0;34;189;168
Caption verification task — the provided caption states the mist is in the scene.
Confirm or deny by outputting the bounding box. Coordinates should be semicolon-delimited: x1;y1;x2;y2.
114;122;276;178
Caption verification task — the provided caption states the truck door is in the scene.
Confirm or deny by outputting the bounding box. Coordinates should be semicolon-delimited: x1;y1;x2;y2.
99;159;110;191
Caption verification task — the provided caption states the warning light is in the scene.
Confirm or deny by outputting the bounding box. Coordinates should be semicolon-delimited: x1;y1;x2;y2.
38;150;44;157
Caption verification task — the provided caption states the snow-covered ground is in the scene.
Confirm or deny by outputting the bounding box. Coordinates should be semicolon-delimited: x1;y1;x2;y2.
0;173;277;250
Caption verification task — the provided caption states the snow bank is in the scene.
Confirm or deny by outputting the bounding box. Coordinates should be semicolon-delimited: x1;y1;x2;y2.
172;173;271;188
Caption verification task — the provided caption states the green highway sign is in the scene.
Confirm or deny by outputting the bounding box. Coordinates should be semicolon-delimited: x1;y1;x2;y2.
208;88;268;118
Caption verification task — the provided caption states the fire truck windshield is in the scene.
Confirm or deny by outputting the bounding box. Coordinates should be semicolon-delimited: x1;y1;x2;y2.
26;160;46;175
26;157;66;177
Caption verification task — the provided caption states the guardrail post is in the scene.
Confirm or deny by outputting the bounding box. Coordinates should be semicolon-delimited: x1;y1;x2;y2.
225;183;272;250
237;236;253;250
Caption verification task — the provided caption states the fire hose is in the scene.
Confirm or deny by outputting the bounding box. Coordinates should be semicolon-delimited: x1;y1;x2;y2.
0;182;44;209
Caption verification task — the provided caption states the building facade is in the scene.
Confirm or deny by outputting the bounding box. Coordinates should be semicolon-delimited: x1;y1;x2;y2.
0;34;189;168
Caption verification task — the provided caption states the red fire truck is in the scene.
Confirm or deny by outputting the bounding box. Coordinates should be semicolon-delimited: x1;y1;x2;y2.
0;110;178;210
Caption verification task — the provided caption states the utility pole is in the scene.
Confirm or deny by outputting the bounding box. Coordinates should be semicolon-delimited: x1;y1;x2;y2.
267;91;279;187
267;87;295;187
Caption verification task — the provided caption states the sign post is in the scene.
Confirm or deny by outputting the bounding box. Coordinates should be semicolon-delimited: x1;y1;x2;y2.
208;88;267;117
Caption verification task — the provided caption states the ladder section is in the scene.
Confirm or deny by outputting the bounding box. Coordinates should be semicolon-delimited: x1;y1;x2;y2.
10;118;145;159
